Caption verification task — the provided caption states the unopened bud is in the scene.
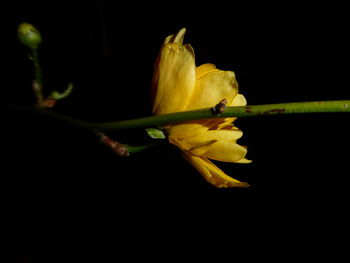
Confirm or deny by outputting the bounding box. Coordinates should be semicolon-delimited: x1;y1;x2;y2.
18;22;42;49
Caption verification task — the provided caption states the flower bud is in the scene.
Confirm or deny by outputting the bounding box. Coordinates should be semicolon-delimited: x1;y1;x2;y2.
17;22;42;49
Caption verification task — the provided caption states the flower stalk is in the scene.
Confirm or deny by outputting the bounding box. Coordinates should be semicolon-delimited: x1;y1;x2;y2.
31;48;45;105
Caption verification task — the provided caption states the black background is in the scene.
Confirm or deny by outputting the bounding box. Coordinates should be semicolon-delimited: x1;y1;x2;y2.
3;1;350;261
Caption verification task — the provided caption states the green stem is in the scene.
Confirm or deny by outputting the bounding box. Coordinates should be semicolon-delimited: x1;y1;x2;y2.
31;48;44;105
32;48;42;85
6;100;350;132
96;100;350;132
7;105;96;131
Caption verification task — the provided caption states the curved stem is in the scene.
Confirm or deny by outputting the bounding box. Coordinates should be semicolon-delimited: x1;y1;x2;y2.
6;105;96;131
5;100;350;132
97;132;164;156
126;141;165;154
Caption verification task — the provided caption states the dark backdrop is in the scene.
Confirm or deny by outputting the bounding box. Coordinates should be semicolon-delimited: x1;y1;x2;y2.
3;1;350;260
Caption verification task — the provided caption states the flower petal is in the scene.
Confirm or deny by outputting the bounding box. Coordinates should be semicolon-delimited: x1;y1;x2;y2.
163;34;175;45
169;135;217;156
188;129;243;142
195;63;217;79
186;69;238;110
234;158;252;164
167;122;209;139
170;127;242;148
183;153;249;188
173;28;186;44
203;140;248;162
168;118;228;137
152;29;196;115
230;93;247;107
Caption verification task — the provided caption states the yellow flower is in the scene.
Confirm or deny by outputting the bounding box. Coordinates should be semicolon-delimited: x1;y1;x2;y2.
152;28;251;188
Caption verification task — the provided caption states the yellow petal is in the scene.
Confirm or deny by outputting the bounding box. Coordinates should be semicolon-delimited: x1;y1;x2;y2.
187;140;218;156
163;34;174;45
203;140;248;162
183;153;249;188
188;129;243;142
186;69;238;110
195;63;217;79
170;127;241;146
234;158;252;164
152;29;196;115
163;28;186;45
167;122;209;139
166;116;237;141
173;28;186;44
215;119;235;130
169;135;217;156
230;93;247;107
169;129;244;158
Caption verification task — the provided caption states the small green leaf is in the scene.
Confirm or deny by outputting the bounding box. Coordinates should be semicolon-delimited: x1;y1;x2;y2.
146;128;166;139
49;83;73;100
